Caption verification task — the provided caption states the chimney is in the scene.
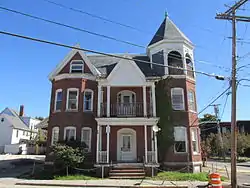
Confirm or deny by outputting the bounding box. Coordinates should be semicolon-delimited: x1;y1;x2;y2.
19;105;24;117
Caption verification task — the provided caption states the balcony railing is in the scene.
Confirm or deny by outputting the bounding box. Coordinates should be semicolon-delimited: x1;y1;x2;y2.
100;102;153;117
147;151;156;163
98;151;107;163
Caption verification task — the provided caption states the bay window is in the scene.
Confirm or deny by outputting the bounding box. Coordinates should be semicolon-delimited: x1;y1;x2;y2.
66;88;79;111
174;126;187;153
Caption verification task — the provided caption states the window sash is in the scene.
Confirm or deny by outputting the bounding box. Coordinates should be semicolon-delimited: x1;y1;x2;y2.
188;91;196;111
174;141;186;152
171;88;184;110
174;127;186;142
81;128;91;151
71;61;83;73
67;90;78;110
65;128;76;141
52;128;59;145
84;91;93;111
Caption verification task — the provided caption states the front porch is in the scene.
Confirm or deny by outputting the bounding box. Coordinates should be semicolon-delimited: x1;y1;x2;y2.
95;124;159;166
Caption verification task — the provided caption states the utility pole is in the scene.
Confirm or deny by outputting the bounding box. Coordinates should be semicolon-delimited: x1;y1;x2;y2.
211;104;225;160
216;1;250;188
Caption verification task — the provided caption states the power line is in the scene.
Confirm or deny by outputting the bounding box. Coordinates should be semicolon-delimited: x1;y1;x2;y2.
0;30;227;79
191;85;231;127
0;6;145;48
220;92;230;120
0;5;231;72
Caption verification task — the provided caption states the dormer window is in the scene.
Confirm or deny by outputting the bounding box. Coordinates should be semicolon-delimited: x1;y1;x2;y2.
70;60;84;73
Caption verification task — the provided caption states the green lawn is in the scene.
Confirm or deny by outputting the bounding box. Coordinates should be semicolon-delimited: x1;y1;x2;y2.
150;172;227;181
54;175;100;180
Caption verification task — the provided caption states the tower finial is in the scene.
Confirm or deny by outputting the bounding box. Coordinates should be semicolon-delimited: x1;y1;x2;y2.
165;11;168;18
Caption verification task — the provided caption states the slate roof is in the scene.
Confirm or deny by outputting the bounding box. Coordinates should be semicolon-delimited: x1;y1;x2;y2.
0;108;30;131
148;17;192;46
88;54;159;77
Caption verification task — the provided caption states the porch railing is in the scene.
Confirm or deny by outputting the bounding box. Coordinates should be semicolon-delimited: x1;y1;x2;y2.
147;151;156;163
100;102;153;117
98;151;107;163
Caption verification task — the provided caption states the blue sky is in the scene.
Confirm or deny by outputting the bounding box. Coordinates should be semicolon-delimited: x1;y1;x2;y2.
0;0;250;120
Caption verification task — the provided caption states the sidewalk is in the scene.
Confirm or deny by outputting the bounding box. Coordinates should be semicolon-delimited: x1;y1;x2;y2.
14;179;229;188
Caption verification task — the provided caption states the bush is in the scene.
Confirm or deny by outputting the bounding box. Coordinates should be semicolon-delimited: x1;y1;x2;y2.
52;143;85;176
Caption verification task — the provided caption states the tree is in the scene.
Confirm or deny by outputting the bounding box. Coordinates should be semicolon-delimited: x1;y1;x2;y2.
52;144;85;176
155;78;174;162
199;113;217;123
35;116;44;121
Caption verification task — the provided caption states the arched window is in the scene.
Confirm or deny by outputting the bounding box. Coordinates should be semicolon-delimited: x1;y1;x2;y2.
186;54;194;78
70;60;84;73
84;89;94;111
117;90;136;116
81;127;92;152
51;127;59;145
171;88;185;111
168;51;184;75
117;90;136;104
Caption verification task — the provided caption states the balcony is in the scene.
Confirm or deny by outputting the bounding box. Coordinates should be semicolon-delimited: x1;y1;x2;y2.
100;102;153;117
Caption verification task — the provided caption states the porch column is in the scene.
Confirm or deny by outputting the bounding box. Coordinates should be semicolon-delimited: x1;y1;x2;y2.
107;86;110;117
97;85;102;117
154;131;158;163
96;124;100;163
144;125;148;163
151;83;156;117
106;125;110;163
143;86;147;116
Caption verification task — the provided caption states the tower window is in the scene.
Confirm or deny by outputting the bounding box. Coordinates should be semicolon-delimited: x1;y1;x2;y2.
168;51;184;75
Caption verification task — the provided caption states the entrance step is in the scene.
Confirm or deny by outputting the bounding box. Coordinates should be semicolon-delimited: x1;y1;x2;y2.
109;164;145;179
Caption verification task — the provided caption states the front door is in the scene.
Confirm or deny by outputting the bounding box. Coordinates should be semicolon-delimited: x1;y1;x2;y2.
120;134;133;161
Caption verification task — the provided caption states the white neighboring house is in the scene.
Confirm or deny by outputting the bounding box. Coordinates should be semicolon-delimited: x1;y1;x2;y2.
0;107;41;154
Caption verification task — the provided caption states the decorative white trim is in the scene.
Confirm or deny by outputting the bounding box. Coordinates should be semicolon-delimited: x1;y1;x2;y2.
54;89;62;112
64;126;76;141
151;83;156;117
48;46;101;81
96;125;100;163
107;86;110;117
98;80;155;87
70;60;84;73
191;128;199;155
83;89;94;112
95;117;159;126
97;85;102;117
117;90;136;103
106;125;110;163
54;73;96;81
51;126;59;145
144;125;148;163
106;57;146;85
66;88;79;111
117;128;137;162
148;39;194;51
81;127;92;152
143;86;147;116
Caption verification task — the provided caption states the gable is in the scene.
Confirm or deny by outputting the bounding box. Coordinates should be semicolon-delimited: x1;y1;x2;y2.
48;45;101;81
107;58;146;86
59;52;92;74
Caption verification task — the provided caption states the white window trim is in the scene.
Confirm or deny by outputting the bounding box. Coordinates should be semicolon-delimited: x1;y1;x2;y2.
81;127;92;152
51;127;59;145
70;60;84;73
171;88;185;111
117;90;136;103
64;126;76;141
66;88;79;111
83;89;94;112
173;126;188;154
188;90;196;113
191;128;200;155
54;89;63;112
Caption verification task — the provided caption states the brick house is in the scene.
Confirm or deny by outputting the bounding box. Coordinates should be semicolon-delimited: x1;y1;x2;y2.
46;16;202;176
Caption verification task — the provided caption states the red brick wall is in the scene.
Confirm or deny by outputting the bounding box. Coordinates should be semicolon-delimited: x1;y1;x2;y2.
47;78;98;159
59;52;92;74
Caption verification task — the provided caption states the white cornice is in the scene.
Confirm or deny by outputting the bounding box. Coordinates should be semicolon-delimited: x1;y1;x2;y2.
95;117;159;126
54;73;96;81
